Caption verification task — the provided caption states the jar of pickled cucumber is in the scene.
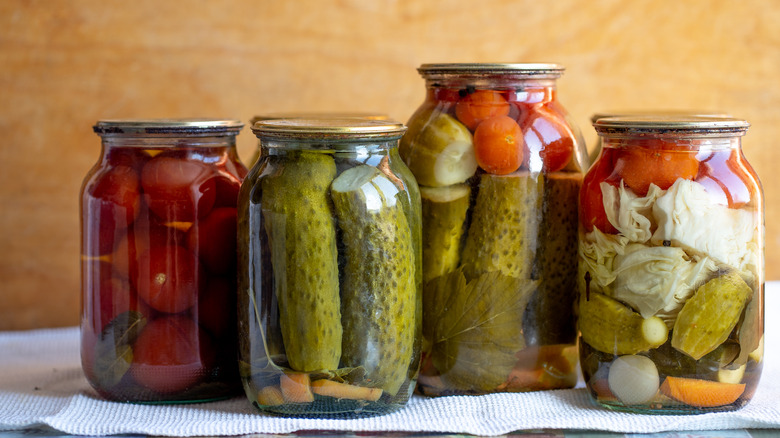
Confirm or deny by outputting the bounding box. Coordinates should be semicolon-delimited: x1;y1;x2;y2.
401;63;588;395
579;116;764;413
81;119;246;403
238;118;422;418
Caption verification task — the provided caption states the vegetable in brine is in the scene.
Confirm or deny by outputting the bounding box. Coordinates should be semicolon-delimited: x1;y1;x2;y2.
420;184;470;284
331;165;416;396
261;152;342;372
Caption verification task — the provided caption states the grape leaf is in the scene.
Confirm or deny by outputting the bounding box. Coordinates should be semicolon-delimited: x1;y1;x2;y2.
424;268;536;393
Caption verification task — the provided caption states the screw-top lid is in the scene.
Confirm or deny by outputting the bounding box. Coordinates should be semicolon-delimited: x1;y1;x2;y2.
93;118;244;136
418;63;564;79
594;116;749;137
252;118;407;141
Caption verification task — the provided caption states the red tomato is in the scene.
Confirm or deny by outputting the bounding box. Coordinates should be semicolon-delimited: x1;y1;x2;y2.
141;155;217;222
432;87;462;103
106;147;153;173
186;207;237;275
507;87;553;105
212;173;242;209
696;149;756;208
197;276;236;339
130;315;215;394
580;150;619;234
84;261;151;331
455;90;511;131
614;141;699;196
522;105;575;173
84;165;141;255
135;244;202;313
112;218;187;280
473;116;524;175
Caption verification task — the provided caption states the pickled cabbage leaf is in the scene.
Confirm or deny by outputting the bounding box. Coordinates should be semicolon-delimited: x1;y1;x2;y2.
578;227;629;293
423;268;536;393
652;179;757;273
612;243;717;322
602;181;665;243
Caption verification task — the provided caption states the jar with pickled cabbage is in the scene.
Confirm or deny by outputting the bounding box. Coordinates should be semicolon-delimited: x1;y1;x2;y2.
401;63;588;395
579;116;764;413
81;119;246;403
238;118;421;418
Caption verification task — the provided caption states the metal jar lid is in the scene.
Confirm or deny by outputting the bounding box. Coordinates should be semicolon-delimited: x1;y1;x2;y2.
249;112;389;126
418;63;564;80
93;118;244;136
593;116;750;137
590;111;730;124
252;118;407;142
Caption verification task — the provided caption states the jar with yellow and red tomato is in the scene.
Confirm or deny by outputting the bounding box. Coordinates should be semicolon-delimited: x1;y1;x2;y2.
81;119;246;403
579;116;763;413
400;63;588;395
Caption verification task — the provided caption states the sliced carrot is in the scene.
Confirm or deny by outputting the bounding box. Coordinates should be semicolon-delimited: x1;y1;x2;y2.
279;372;314;403
256;385;285;406
660;376;745;408
311;379;383;402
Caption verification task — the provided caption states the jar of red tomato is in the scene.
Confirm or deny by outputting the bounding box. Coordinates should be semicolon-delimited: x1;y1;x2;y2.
579;116;763;413
81;119;246;403
401;63;588;395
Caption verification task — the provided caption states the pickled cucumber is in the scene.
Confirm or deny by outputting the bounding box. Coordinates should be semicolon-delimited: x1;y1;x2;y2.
399;112;477;187
260;151;342;372
524;172;582;345
579;292;668;355
331;165;416;396
420;184;471;284
672;271;752;360
460;171;543;280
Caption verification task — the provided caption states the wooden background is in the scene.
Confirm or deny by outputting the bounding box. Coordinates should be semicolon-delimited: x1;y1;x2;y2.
1;0;779;330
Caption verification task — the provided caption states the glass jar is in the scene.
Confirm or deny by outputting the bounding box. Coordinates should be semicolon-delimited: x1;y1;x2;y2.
401;63;588;396
81;119;246;403
244;112;390;168
579;116;763;413
238;118;422;418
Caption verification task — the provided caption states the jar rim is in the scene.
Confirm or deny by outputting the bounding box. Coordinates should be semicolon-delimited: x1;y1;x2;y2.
93;118;244;135
594;116;749;136
418;63;564;79
252;118;407;141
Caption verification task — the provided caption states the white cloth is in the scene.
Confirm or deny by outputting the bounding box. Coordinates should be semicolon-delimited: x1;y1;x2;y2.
2;285;780;437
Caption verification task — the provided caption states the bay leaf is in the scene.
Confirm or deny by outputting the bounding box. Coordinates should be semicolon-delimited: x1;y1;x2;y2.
93;310;147;388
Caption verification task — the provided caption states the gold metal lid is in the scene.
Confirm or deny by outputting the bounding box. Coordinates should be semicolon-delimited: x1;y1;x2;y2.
590;110;730;124
249;112;389;126
418;63;564;79
252;118;407;141
594;116;749;137
93;118;244;135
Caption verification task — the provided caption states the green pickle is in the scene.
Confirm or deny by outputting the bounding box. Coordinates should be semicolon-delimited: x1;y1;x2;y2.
461;171;543;280
332;165;416;396
239;118;421;418
420;184;470;284
260;151;342;372
672;271;752;360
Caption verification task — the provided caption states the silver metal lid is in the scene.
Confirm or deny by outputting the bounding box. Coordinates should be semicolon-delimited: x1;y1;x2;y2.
93;118;244;135
252;118;407;141
418;63;564;79
594;116;749;137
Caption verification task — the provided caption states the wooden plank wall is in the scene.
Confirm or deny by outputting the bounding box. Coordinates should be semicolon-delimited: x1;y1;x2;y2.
1;0;779;329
